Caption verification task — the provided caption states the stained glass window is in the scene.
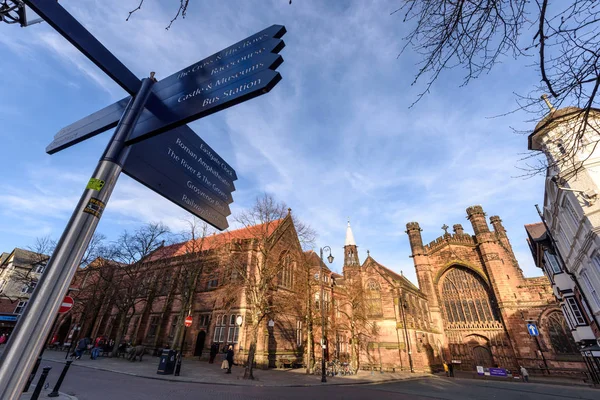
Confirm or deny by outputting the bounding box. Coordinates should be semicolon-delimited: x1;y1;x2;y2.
545;312;578;354
365;280;383;317
441;267;498;324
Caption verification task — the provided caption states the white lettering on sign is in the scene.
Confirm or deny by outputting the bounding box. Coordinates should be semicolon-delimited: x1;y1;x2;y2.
223;78;261;98
176;33;271;80
182;194;222;221
177;62;265;104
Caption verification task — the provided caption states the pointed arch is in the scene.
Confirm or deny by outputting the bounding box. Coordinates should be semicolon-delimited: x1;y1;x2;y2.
433;260;490;286
439;266;499;325
365;279;383;317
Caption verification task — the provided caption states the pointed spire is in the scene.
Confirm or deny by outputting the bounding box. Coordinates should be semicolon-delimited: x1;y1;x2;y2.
541;94;556;112
345;219;356;246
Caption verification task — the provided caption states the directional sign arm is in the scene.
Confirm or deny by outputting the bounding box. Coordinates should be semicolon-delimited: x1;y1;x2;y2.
25;0;141;95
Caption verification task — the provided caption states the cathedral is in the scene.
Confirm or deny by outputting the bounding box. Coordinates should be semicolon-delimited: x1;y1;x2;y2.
54;205;586;376
338;205;586;374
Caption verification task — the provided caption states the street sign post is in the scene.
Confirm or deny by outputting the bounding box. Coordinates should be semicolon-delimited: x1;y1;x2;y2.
46;26;286;154
0;2;286;396
527;323;539;336
58;297;74;314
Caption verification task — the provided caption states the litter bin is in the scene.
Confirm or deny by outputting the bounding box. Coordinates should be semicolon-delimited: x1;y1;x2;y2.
157;349;177;375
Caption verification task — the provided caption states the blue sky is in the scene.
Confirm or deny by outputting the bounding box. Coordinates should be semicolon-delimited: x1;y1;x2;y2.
0;0;547;285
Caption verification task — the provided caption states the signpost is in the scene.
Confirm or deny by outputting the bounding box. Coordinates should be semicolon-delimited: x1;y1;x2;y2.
175;315;193;376
58;297;74;314
0;1;286;398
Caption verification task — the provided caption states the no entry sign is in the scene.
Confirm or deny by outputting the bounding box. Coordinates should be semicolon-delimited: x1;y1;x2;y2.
58;296;74;314
184;315;193;327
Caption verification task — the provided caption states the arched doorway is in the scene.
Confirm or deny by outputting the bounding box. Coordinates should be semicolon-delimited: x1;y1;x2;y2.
194;331;206;357
473;346;493;367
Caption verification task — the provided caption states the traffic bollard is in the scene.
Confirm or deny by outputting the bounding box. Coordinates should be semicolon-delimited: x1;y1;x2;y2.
24;356;42;392
48;360;72;397
31;366;51;400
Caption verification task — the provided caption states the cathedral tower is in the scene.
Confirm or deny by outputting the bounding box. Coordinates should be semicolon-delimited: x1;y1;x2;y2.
344;220;360;267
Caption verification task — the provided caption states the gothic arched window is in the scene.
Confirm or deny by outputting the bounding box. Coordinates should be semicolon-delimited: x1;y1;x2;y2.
365;280;383;317
278;253;294;289
440;267;498;324
545;311;579;354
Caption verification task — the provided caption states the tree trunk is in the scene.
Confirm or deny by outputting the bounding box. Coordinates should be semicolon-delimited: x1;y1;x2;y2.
111;312;127;357
243;321;260;380
306;320;313;374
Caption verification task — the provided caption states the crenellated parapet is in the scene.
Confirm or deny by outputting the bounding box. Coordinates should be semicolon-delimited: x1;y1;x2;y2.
424;232;476;253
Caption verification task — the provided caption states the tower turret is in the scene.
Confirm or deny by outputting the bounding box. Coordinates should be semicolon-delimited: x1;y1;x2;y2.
406;222;424;256
466;205;490;235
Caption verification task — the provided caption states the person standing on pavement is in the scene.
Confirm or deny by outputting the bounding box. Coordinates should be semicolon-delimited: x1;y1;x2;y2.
225;344;234;374
520;366;529;382
443;362;449;377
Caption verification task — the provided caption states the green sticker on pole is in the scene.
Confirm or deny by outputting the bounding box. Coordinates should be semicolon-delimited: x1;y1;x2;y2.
86;178;105;191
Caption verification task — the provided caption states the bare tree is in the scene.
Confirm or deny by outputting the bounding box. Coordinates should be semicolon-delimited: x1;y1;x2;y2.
169;218;214;350
396;0;600;173
217;194;311;380
334;273;379;373
106;222;171;356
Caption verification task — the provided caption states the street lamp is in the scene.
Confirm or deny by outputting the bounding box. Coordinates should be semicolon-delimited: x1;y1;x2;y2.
319;246;334;383
398;291;414;373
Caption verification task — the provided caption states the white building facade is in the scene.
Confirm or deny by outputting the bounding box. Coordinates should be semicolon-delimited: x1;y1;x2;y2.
528;105;600;379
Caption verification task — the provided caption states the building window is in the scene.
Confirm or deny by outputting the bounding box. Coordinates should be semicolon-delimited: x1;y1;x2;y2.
213;315;225;343
226;314;241;343
21;281;37;294
277;254;293;289
198;314;210;329
296;320;303;347
207;278;219;289
169;315;179;338
440;267;499;324
147;316;160;338
33;263;46;274
366;280;383;317
544;251;562;274
545;311;579;354
14;301;28;314
563;198;579;228
580;270;600;309
558;227;570;253
592;253;600;275
566;297;586;325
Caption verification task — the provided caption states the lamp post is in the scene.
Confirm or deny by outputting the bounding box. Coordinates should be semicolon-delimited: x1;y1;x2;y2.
319;246;334;383
398;291;414;373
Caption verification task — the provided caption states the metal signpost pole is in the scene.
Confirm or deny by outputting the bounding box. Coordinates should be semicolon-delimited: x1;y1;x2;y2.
0;76;156;400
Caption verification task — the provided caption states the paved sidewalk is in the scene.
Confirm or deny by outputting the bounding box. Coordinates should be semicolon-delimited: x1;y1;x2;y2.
41;349;429;387
433;370;595;388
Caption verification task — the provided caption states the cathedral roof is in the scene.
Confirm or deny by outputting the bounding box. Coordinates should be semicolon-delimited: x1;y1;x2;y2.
363;255;421;293
345;220;356;246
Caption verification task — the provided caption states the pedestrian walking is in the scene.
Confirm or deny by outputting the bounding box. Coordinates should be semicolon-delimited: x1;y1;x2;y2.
443;362;449;377
209;342;218;364
520;366;529;383
225;344;234;374
75;337;88;360
448;362;454;377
